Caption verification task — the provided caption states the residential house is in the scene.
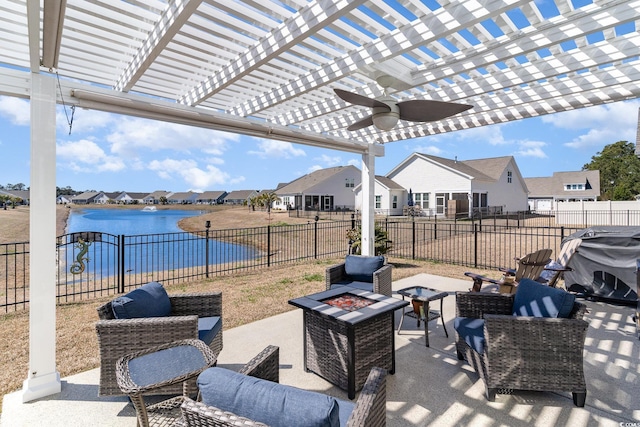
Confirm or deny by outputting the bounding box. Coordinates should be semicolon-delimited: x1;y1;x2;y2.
196;191;227;205
166;191;199;204
103;192;123;203
354;176;405;216
525;170;600;211
275;165;361;211
0;189;30;205
224;190;260;205
117;192;149;204
72;191;109;204
56;195;72;204
385;153;529;217
143;190;172;204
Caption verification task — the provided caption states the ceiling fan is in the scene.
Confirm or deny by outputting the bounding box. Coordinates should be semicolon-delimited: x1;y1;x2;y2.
334;75;473;131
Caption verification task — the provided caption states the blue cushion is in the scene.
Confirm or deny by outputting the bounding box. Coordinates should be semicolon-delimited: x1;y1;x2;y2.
344;255;384;282
336;399;355;427
111;281;171;319
454;317;485;354
512;278;576;318
198;316;222;346
330;280;374;292
198;368;340;427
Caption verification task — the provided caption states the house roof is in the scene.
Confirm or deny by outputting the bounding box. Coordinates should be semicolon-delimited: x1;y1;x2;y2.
276;166;360;195
525;171;601;198
144;191;171;199
167;191;197;201
225;190;257;200
122;192;150;199
0;190;30;200
392;153;513;183
196;191;226;200
354;175;404;191
72;191;101;200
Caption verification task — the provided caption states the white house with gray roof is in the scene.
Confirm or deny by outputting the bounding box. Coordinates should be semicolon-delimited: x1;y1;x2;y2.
274;165;361;211
354;175;405;216
525;170;600;211
385;153;529;217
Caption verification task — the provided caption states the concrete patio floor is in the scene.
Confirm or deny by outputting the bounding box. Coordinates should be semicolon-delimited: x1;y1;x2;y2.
2;273;638;426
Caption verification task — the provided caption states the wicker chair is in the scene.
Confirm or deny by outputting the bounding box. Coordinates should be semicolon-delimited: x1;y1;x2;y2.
95;288;223;396
454;290;589;406
180;345;387;427
326;255;392;296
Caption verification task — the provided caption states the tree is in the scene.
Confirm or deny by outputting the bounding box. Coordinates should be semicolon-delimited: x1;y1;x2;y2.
583;141;640;201
346;225;392;255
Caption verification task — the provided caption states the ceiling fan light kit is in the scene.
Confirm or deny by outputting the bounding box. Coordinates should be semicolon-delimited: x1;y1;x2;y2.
372;101;399;131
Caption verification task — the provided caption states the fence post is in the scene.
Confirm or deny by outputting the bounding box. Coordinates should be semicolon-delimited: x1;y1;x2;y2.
351;213;355;230
267;225;271;267
314;215;319;259
560;226;565;242
473;224;478;268
118;234;125;293
412;219;416;259
205;221;211;278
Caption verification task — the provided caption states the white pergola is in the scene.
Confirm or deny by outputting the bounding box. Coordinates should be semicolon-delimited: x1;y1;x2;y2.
2;0;639;401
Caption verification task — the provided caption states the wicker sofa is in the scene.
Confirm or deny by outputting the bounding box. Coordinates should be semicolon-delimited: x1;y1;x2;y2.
454;279;589;406
326;255;392;296
95;282;223;396
181;345;387;427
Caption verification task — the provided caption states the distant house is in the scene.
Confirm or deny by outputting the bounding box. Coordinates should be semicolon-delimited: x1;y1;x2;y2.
143;190;172;204
72;191;108;204
525;170;600;211
117;192;149;204
354;176;405;216
56;195;72;204
275;165;361;211
166;191;199;204
384;153;529;217
0;189;30;205
196;191;227;205
103;192;123;203
224;190;259;205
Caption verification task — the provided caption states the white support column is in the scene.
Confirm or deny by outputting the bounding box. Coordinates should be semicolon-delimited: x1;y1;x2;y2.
23;73;61;402
361;150;375;256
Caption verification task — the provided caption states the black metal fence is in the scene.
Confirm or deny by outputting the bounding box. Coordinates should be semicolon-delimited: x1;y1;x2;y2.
0;216;589;313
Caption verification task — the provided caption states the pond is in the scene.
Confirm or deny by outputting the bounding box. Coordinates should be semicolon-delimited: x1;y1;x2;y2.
63;208;259;273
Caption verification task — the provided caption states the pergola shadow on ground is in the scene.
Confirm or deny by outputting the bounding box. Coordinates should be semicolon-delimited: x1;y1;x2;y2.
3;274;637;426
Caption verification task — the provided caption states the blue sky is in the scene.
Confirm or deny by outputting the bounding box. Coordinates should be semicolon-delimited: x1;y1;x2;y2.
0;95;638;193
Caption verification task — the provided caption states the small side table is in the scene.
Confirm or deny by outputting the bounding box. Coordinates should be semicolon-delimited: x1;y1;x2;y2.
116;339;217;427
396;286;449;347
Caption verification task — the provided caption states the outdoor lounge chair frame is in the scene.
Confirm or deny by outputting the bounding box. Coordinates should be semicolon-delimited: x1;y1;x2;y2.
180;345;387;427
95;291;223;396
326;257;393;296
455;292;589;406
465;248;552;292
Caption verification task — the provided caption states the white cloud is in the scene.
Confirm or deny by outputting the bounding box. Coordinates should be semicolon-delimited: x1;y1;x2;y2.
542;100;640;149
107;117;238;157
307;165;323;173
412;145;443;155
57;139;126;172
515;140;547;158
347;158;360;167
0;96;30;125
58;108;114;135
248;139;306;158
148;158;231;188
315;154;342;166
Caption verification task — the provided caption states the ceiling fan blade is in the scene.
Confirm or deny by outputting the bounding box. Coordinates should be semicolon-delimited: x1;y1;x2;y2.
397;100;473;122
334;89;389;109
346;115;374;131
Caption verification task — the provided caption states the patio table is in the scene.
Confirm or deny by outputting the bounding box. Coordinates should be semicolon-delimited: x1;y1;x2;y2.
116;339;217;427
289;287;408;399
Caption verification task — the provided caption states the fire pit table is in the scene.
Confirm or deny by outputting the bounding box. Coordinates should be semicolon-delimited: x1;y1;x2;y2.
289;287;408;399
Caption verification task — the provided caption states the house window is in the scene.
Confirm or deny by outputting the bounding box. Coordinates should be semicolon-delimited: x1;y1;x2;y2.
565;183;585;191
392;195;397;208
507;170;512;183
345;178;355;188
414;193;429;209
375;195;381;209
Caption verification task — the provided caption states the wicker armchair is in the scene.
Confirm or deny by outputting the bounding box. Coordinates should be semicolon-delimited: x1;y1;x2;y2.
181;346;387;427
455;290;589;406
326;255;392;296
95;289;223;396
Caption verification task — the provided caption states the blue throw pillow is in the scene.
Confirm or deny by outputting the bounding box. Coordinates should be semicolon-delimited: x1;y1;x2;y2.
111;281;172;319
344;255;385;282
512;278;576;318
198;367;340;427
454;317;486;354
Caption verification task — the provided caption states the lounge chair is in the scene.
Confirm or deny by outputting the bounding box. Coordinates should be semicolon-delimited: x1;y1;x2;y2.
464;248;552;292
454;279;589;406
95;281;223;396
326;254;392;296
537;238;582;288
